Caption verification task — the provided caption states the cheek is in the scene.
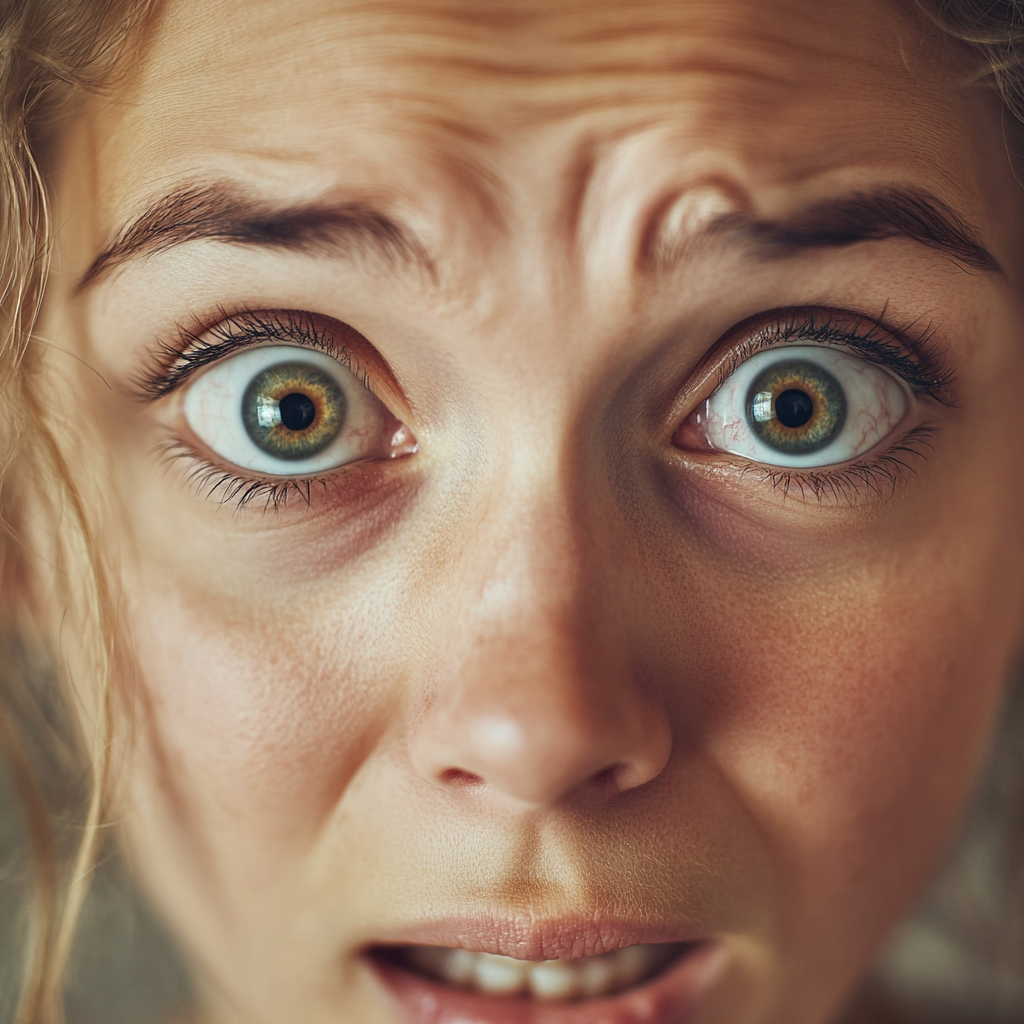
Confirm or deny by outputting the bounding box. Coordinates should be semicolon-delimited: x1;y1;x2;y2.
655;526;1017;964
125;580;397;862
710;590;991;857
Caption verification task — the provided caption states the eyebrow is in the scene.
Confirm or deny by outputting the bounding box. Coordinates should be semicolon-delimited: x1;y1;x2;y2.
82;179;1000;292
77;181;435;291
652;185;1001;274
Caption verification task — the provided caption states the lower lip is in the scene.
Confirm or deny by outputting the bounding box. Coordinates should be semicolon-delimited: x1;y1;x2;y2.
369;943;723;1024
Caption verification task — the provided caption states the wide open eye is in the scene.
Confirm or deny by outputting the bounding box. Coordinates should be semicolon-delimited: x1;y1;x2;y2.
182;345;410;475
699;345;908;468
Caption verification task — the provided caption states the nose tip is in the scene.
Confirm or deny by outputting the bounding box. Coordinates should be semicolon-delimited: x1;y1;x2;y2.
409;493;673;810
411;674;672;809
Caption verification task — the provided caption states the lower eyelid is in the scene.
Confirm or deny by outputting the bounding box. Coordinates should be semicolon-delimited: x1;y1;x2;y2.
753;424;937;502
665;418;938;509
155;434;403;513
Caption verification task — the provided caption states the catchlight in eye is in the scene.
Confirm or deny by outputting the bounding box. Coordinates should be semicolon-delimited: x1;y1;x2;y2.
242;361;347;461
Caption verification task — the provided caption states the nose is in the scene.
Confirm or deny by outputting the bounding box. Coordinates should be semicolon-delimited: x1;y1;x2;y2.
409;501;672;809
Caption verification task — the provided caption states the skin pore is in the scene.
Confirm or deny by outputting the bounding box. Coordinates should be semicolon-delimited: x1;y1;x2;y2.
30;0;1024;1022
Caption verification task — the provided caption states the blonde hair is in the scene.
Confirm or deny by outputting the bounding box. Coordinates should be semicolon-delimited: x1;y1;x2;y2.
922;1;1024;117
0;4;155;1022
0;2;1020;1023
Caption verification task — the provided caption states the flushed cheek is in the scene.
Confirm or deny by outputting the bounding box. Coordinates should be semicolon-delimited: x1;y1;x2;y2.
693;568;1007;964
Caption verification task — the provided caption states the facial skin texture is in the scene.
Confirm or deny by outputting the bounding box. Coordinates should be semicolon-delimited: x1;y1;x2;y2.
33;0;1024;1022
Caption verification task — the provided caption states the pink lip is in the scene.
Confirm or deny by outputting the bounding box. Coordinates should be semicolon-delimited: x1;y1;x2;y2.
368;941;723;1024
366;913;708;962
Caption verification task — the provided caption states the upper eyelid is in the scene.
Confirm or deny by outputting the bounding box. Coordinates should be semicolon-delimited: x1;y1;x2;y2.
132;308;373;403
711;308;956;406
136;305;953;420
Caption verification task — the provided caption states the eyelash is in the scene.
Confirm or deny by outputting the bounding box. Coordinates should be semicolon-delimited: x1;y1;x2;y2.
136;307;373;400
702;306;951;503
744;423;938;503
163;438;336;511
714;306;953;402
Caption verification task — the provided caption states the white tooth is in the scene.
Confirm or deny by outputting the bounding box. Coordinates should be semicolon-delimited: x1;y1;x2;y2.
613;945;658;987
405;944;676;1000
443;948;477;986
528;960;580;1000
473;952;527;995
579;955;616;997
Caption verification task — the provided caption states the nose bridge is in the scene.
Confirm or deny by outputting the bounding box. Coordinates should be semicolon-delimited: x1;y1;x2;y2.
452;454;620;692
470;485;591;652
409;475;672;809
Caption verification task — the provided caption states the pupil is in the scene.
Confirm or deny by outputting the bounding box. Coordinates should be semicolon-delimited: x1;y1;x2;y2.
278;392;317;431
775;389;814;429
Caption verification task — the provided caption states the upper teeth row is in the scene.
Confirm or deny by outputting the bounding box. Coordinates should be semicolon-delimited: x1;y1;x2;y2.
404;942;678;1001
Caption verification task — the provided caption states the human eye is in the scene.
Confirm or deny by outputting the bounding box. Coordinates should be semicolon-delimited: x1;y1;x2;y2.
698;345;907;469
673;308;952;496
184;343;400;475
141;310;416;506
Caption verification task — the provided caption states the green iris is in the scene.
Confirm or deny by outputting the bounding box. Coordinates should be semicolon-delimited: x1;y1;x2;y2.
241;361;346;461
745;358;846;454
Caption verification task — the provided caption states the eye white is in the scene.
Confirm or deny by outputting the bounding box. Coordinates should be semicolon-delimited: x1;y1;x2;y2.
704;344;909;469
182;344;388;476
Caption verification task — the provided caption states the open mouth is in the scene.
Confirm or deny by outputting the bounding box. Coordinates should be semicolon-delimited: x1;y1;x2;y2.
369;940;716;1024
380;942;686;1000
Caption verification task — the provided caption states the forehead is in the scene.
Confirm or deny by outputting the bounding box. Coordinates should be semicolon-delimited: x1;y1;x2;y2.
80;0;987;256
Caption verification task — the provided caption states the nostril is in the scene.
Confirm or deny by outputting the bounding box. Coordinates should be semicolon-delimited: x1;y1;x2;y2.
411;669;672;807
439;768;485;788
437;761;637;799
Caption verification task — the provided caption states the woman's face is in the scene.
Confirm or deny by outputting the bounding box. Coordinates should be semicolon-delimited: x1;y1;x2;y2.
38;0;1024;1022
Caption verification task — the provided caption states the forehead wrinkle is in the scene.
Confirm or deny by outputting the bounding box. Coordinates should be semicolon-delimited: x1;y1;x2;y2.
106;0;960;217
292;49;828;130
366;114;511;238
314;0;906;76
128;1;925;136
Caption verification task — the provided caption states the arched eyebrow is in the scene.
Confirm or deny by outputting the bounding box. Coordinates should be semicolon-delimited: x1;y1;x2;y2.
649;185;1001;274
76;181;436;292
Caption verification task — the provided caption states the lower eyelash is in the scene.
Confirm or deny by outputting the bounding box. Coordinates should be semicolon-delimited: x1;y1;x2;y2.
741;423;937;504
193;466;326;511
159;437;330;512
172;428;938;514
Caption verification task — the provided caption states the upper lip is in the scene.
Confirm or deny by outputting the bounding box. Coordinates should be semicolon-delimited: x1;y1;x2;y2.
366;912;707;962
